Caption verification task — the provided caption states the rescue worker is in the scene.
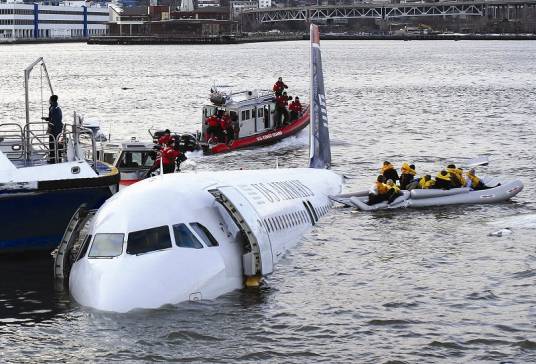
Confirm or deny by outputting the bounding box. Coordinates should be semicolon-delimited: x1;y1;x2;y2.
399;162;417;190
367;175;390;205
220;111;234;144
275;92;291;127
418;174;435;189
446;164;467;188
381;161;399;183
289;96;302;122
466;169;492;190
144;140;179;177
158;129;172;146
41;95;63;163
386;179;402;204
161;141;181;174
205;112;221;143
433;170;452;189
272;77;288;96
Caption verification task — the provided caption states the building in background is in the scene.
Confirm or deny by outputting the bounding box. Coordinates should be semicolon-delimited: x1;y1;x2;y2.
258;0;270;8
0;1;109;39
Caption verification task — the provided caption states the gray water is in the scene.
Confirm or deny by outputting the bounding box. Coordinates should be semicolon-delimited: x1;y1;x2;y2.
1;40;536;363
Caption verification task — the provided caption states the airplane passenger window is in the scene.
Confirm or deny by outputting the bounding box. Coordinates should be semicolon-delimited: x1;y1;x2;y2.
190;223;219;247
174;224;204;249
127;226;172;255
89;233;124;258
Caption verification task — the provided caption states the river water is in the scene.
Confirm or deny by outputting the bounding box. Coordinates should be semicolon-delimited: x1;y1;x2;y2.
1;40;536;363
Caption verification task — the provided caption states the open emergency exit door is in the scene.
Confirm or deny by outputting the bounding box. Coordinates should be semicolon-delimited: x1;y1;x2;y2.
209;187;274;276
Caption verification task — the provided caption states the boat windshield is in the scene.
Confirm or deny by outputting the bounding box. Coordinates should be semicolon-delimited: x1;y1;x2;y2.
88;233;124;258
118;151;155;168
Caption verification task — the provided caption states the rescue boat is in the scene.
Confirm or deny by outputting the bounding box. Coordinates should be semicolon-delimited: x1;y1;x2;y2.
199;88;310;154
0;58;119;254
330;176;524;211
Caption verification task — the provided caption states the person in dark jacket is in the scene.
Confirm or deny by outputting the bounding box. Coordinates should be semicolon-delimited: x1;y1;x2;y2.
42;95;63;163
381;161;399;183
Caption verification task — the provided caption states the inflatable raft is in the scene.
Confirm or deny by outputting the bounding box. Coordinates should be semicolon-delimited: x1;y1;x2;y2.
330;177;524;211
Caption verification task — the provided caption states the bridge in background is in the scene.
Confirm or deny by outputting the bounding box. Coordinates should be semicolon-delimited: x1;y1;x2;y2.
241;0;536;23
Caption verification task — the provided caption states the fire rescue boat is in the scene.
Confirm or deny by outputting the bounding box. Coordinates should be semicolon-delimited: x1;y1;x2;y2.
199;88;309;154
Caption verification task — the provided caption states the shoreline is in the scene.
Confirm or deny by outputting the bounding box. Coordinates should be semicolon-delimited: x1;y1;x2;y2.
1;33;535;45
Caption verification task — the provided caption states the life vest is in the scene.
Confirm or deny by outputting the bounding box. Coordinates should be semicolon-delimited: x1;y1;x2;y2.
376;181;390;195
273;81;287;93
158;134;172;146
289;101;302;113
418;177;434;189
447;168;466;187
276;95;288;108
207;115;219;128
401;162;416;176
466;173;480;188
436;171;451;182
387;183;400;194
220;115;232;129
161;147;180;165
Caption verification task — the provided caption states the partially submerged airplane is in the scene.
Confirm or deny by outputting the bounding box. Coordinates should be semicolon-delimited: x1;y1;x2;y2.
67;25;343;313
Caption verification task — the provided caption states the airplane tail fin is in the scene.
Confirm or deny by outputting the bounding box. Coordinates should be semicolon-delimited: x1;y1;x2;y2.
309;24;331;170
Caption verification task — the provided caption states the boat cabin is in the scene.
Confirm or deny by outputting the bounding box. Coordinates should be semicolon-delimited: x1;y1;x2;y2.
201;89;277;142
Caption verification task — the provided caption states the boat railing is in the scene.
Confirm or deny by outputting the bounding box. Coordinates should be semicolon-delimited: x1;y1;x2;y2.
23;121;59;163
0;123;25;160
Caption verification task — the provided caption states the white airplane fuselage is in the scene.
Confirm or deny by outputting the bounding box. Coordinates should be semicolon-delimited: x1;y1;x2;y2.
70;168;342;312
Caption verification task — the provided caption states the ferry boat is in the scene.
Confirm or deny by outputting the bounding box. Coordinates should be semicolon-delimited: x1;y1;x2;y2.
198;88;309;154
0;58;119;254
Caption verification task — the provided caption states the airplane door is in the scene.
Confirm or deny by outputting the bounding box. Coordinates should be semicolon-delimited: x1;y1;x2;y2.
209;187;274;276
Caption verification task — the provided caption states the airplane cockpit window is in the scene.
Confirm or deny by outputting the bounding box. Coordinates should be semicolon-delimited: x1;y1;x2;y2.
127;226;172;255
119;151;155;168
190;223;219;247
89;233;124;258
173;224;204;249
76;234;92;262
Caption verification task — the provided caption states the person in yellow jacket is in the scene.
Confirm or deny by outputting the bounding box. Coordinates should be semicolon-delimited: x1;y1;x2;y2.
399;162;417;190
367;175;390;205
386;179;402;204
418;174;435;189
466;169;492;190
446;164;466;188
433;170;452;189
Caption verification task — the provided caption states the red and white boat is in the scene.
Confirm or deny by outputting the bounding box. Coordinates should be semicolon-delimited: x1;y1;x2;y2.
199;88;309;154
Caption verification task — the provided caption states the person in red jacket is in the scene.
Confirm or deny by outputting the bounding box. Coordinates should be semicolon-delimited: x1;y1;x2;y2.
161;143;180;174
289;96;302;122
205;113;221;143
275;92;292;126
158;129;172;146
220;112;234;144
272;77;288;96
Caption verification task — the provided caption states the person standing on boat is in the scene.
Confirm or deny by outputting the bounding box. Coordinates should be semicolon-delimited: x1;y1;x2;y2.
42;95;63;163
289;96;303;122
205;113;221;143
158;129;172;146
273;77;288;96
220;112;234;144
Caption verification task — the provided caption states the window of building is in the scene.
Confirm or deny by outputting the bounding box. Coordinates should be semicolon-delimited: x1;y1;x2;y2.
127;226;172;255
89;233;124;258
190;223;219;247
173;223;204;249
